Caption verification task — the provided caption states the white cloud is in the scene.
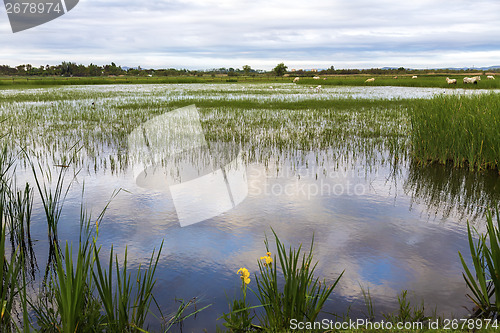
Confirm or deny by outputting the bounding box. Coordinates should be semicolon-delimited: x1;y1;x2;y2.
1;0;500;69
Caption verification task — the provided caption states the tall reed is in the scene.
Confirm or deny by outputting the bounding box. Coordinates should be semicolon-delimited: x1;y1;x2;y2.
0;221;23;331
410;93;500;171
92;242;163;331
254;230;344;329
459;207;500;318
32;162;72;280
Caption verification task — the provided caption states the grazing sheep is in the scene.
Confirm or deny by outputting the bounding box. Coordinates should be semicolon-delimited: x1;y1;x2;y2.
313;76;320;80
293;77;300;83
323;78;327;80
365;78;375;83
463;77;478;84
393;76;398;79
412;75;418;79
487;75;495;80
446;77;457;84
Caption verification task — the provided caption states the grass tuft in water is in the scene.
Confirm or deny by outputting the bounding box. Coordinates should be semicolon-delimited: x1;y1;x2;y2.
253;230;344;330
459;206;500;318
410;93;500;171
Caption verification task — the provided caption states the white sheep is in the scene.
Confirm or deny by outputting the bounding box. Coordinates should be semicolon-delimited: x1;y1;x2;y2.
365;78;375;83
463;77;478;84
487;75;495;80
446;77;457;84
412;75;417;79
313;76;320;80
293;77;300;83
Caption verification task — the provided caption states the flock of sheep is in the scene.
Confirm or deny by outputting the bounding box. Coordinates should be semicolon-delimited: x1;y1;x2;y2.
362;75;495;84
290;75;496;87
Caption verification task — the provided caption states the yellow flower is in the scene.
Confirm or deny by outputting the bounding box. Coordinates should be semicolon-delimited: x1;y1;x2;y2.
237;267;250;284
260;252;273;266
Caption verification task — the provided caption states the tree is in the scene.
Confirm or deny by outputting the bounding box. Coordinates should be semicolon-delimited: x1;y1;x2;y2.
16;65;26;74
60;61;77;76
87;63;102;76
242;65;252;75
273;63;288;76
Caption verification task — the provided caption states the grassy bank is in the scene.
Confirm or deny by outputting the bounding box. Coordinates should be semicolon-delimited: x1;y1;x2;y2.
0;76;290;89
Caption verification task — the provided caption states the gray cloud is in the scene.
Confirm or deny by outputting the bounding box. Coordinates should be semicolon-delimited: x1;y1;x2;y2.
1;0;500;69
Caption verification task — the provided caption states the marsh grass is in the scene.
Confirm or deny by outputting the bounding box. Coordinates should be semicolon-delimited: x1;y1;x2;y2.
220;282;255;331
28;161;172;332
410;93;500;171
382;290;430;324
0;84;412;173
0;147;203;332
0;145;34;332
0;221;23;331
52;240;94;332
220;231;344;331
253;230;344;330
92;242;163;331
459;207;500;318
32;162;70;281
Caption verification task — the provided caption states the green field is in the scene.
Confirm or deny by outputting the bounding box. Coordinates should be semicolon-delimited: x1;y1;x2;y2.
298;74;500;89
1;74;499;89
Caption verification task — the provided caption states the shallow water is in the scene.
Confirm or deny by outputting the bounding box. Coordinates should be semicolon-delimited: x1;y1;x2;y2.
2;84;500;331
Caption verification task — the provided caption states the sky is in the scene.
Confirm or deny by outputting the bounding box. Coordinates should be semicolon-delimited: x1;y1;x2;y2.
1;0;500;70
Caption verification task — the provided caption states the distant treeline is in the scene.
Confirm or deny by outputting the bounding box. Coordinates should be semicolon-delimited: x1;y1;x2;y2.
0;62;498;77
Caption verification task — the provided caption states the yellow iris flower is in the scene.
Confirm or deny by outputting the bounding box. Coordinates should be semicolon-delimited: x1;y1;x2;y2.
260;252;273;266
237;267;251;284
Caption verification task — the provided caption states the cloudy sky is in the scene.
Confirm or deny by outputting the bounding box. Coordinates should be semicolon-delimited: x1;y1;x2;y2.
1;0;500;70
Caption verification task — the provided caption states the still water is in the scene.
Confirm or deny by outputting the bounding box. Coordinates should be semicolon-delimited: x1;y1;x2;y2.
3;84;500;331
